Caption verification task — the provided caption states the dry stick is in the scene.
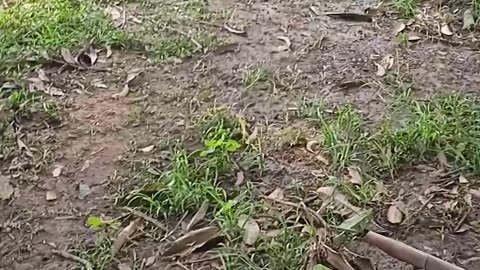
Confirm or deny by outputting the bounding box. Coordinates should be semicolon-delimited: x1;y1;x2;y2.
262;196;328;228
52;249;93;270
122;207;168;232
364;231;465;270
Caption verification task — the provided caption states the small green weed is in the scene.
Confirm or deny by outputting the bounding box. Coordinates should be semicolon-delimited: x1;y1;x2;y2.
396;32;409;47
243;67;271;91
154;31;218;61
0;0;128;71
474;0;480;21
78;237;114;270
392;0;419;18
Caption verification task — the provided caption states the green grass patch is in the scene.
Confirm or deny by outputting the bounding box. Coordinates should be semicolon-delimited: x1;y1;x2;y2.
392;0;419;18
0;0;128;72
302;93;480;175
474;0;480;22
243;66;271;91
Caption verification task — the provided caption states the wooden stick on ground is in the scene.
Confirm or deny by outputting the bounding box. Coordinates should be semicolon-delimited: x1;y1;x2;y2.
364;231;465;270
52;249;93;270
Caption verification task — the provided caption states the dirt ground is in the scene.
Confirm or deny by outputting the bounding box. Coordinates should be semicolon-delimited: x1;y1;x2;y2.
1;0;480;269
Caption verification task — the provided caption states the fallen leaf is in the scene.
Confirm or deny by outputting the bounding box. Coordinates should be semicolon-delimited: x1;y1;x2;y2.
313;264;332;270
145;256;156;267
17;137;33;157
455;224;469;233
52;165;63;177
267;188;284;200
337;210;372;233
235;171;245;186
324;246;355;270
387;204;403;224
106;45;113;58
309;6;321;15
317;186;361;215
246;126;259;145
112;219;141;255
375;62;386;77
81;160;91;172
140;145;155;153
306;140;320;153
347;166;362;185
60;48;77;65
440;24;453;36
463;9;475;30
77;47;98;67
111;85;129;99
315;153;330;165
0;175;14;200
37;69;49;81
459;175;469;184
408;34;422;41
162;226;221;257
276;36;291;52
393;22;406;35
79;183;91;200
223;23;246;35
126;68;143;84
238;215;260;245
325;12;372;22
186;201;209;231
46;191;57;201
104;6;124;27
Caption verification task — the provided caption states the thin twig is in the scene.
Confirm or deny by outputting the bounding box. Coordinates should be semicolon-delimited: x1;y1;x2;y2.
122;207;168;232
52;249;93;270
262;196;328;228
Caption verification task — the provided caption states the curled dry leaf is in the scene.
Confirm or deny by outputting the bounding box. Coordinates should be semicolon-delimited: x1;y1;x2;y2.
347;166;362;185
162;226;221;257
145;256;156;267
463;9;475;30
223;23;246;35
306;140;320;153
0;175;14;200
267;188;285;200
440;24;453;36
238;215;260;245
235;171;245;186
276;36;291;52
186;201;209;231
408;34;421;41
77;47;98;67
387;204;403;224
393;22;406;35
126;68;143;84
112;219;141;256
140;145;155;153
111;85;129;99
375;62;386;77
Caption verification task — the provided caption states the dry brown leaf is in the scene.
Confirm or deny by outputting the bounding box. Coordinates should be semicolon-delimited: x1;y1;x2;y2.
408;34;421;41
246;126;259;145
17;137;33;157
315;153;330;165
140;145;155;153
375;62;386;77
223;23;246;35
235;171;245;186
267;188;285;200
46;191;57;201
77;47;98;67
60;48;77;65
387;204;403;224
126;68;143;84
238;215;260;245
381;54;394;70
393;22;406;35
106;45;113;58
162;226;221;257
145;256;156;267
111;85;129;99
324;245;355;270
52;165;63;177
0;175;14;200
104;6;124;27
347;166;362;185
306;140;320;153
463;9;475;30
459;175;469;184
440;24;453;36
276;36;291;52
112;219;141;256
186;201;209;231
317;186;361;215
81;160;91;172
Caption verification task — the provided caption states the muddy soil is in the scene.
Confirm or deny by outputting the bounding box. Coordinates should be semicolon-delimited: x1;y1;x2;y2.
1;0;480;269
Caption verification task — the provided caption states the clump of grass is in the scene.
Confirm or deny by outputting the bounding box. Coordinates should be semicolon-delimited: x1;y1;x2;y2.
154;31;218;61
474;0;480;22
392;0;420;18
0;0;128;71
242;66;271;90
396;32;409;47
